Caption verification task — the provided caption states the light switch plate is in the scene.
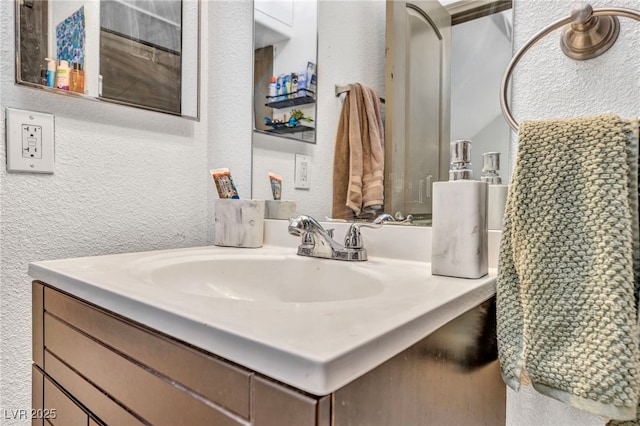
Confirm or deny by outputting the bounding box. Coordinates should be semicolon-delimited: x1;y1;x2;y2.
6;107;55;173
295;154;310;189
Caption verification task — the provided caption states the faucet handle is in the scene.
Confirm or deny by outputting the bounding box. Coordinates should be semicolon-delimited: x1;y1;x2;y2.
344;222;382;249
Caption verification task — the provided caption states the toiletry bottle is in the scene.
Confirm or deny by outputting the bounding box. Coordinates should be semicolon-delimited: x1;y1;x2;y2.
70;63;85;93
70;63;78;92
55;60;70;90
276;74;284;100
78;64;85;93
298;71;307;97
283;74;291;98
44;58;56;88
306;62;317;98
268;76;277;99
481;152;509;230
431;140;488;279
291;73;299;97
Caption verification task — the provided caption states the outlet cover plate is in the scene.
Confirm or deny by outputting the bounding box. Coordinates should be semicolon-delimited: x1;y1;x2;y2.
6;107;55;173
295;154;310;189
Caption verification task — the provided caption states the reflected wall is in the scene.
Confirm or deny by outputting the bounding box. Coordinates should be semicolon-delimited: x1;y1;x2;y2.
450;9;513;181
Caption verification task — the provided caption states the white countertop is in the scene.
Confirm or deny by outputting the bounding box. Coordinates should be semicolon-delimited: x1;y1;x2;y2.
29;221;498;395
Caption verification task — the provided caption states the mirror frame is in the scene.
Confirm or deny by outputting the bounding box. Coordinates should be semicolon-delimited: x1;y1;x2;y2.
447;0;512;25
14;0;201;121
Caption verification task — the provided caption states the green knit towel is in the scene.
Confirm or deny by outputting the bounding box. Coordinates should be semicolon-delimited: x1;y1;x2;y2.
497;114;640;421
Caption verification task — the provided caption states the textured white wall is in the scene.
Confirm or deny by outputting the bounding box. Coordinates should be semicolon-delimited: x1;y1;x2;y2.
507;1;640;425
0;0;252;420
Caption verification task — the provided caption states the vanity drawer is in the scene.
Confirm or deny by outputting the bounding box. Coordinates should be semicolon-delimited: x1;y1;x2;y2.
42;285;252;419
44;313;243;426
32;365;44;426
43;375;87;426
44;350;143;425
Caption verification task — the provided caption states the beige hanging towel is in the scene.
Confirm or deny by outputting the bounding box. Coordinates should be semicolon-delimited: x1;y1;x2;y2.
332;83;384;219
497;114;640;422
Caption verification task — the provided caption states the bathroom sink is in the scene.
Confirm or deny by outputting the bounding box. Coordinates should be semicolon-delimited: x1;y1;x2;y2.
28;240;497;395
137;254;385;303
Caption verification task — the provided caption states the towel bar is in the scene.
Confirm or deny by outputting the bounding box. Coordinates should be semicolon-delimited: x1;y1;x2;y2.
335;84;386;104
500;4;640;132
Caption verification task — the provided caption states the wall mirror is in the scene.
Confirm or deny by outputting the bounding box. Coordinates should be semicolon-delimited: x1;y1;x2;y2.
251;0;512;225
252;0;318;144
16;0;200;119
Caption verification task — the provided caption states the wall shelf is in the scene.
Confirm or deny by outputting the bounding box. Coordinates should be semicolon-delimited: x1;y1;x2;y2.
265;94;315;109
265;125;315;135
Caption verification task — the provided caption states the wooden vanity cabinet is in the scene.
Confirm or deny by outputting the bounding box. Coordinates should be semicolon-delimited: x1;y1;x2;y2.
32;281;505;426
32;281;328;426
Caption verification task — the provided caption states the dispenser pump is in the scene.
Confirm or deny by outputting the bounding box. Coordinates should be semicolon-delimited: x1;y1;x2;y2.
481;152;502;185
449;140;473;181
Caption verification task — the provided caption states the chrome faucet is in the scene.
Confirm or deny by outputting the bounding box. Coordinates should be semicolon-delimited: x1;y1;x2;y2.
288;215;380;261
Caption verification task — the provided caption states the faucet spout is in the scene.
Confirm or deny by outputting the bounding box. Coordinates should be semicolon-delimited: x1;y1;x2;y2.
288;215;343;259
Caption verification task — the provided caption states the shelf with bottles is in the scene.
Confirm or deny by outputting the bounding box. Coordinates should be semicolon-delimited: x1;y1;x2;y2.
265;90;316;109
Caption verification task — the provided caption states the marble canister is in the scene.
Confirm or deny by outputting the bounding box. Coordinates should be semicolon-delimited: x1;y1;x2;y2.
431;180;488;279
214;199;265;248
265;200;297;220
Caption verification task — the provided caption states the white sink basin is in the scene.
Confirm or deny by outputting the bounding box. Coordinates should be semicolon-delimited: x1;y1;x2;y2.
139;254;385;303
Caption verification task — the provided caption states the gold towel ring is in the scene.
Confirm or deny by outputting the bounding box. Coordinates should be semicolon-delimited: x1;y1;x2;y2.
500;4;640;132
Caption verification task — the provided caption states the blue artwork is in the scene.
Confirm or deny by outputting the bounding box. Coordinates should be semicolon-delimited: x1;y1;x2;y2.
56;6;85;68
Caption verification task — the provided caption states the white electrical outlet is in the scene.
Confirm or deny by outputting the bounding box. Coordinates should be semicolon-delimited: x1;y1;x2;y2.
295;154;310;189
22;124;43;159
6;107;55;173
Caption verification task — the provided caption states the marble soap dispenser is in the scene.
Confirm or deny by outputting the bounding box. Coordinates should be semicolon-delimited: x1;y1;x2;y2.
481;152;509;230
431;140;488;279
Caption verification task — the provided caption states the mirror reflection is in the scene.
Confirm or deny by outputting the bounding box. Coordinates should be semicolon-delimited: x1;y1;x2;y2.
253;0;318;143
16;0;199;119
449;2;513;182
251;0;512;226
384;0;452;224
